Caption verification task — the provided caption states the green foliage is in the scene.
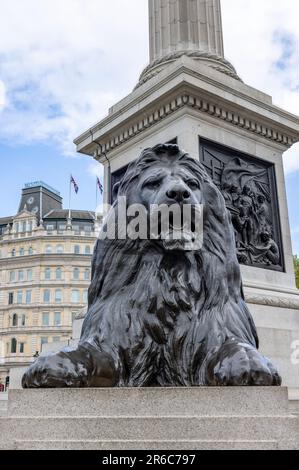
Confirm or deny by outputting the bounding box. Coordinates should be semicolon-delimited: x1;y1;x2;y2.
294;255;299;289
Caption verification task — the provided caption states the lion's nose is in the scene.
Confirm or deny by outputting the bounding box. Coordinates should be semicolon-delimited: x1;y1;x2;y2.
166;185;190;202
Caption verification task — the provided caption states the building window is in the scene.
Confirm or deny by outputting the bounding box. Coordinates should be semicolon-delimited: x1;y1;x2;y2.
43;290;50;303
54;312;61;326
25;290;31;304
45;245;52;254
56;267;62;280
21;314;26;326
53;336;61;343
18;270;24;281
42;312;49;326
10;271;16;282
11;338;17;354
84;269;90;280
28;247;33;255
45;268;51;280
73;268;80;280
11;249;16;257
8;292;14;304
56;245;64;254
74;245;80;255
12;314;18;327
83;289;88;303
46;224;55;233
19;248;25;256
85;245;91;255
28;222;33;232
17;291;23;304
27;269;33;281
41;337;48;347
55;289;62;303
71;290;80;303
58;225;66;233
19;343;25;353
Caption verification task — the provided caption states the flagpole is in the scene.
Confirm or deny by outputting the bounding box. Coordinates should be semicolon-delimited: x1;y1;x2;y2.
95;178;98;220
68;174;72;221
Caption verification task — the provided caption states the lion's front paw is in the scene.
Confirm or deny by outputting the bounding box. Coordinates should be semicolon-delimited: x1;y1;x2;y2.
206;339;281;386
22;352;89;388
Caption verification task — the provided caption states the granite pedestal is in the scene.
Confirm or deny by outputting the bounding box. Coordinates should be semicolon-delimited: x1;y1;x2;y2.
1;387;298;450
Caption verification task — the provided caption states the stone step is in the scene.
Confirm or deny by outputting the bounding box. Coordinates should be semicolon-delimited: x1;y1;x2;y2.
8;387;289;417
14;439;281;450
1;416;298;443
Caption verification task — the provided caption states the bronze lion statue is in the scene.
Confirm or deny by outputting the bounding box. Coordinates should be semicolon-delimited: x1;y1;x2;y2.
22;144;281;387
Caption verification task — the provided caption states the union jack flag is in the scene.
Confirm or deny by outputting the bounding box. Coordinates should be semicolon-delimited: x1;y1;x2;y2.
70;175;79;194
97;177;103;195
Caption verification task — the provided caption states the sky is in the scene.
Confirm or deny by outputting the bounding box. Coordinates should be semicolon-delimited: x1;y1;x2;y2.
0;0;299;253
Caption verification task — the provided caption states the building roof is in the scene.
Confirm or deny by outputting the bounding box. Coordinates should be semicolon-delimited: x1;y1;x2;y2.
0;216;13;226
43;209;95;220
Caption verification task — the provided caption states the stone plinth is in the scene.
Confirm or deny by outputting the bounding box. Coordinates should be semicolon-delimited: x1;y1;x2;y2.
1;387;298;450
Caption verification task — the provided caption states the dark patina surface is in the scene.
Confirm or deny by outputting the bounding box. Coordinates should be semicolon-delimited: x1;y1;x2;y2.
22;144;281;388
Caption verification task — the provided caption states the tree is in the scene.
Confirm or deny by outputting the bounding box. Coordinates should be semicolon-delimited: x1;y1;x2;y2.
294;255;299;289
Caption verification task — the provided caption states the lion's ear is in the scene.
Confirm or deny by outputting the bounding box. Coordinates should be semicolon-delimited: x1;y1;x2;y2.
112;182;121;199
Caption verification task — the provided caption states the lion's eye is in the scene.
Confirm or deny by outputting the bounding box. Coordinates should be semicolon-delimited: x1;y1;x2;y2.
144;180;161;190
186;180;200;190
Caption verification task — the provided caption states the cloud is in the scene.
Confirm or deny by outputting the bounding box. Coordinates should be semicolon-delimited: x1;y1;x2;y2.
87;160;104;179
0;0;148;156
0;0;299;172
0;80;5;110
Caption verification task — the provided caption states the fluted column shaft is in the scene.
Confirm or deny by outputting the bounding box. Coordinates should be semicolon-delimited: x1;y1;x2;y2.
149;0;224;63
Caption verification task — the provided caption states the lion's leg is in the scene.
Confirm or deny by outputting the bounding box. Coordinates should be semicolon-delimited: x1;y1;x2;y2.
201;338;281;386
22;342;118;388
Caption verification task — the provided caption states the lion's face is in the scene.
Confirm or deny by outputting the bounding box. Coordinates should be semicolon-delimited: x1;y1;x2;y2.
122;153;203;251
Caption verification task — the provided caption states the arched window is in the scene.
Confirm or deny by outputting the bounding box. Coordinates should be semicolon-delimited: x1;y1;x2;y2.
73;268;79;280
45;268;51;280
45;245;52;254
56;267;62;280
74;245;80;255
56;245;64;254
28;247;33;255
84;269;90;280
85;245;91;255
11;338;17;354
21;314;26;326
11;249;16;257
12;314;18;327
19;248;25;256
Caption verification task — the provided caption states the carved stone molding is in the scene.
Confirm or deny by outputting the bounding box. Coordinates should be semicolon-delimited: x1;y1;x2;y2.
246;294;299;310
136;50;241;89
95;93;295;159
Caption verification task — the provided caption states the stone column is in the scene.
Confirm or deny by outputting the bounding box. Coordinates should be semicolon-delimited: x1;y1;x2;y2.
138;0;239;87
149;0;225;62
